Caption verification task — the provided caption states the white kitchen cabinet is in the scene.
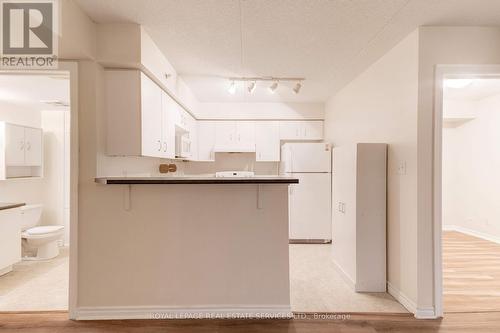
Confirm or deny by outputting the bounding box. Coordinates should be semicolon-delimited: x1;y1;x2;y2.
0;122;43;179
141;73;164;158
106;69;175;159
279;121;323;140
161;91;176;159
332;143;387;292
214;121;255;152
0;207;22;276
255;121;280;162
197;121;216;161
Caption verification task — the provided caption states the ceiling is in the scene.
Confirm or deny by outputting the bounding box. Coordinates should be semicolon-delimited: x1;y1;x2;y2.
0;75;70;111
75;0;500;103
444;79;500;102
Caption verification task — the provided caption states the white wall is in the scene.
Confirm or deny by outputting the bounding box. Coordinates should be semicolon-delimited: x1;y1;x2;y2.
417;26;500;312
196;102;324;120
41;110;71;244
443;93;500;240
324;31;419;307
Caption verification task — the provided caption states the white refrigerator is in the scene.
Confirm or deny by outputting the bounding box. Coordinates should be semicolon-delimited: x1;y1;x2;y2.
280;142;332;243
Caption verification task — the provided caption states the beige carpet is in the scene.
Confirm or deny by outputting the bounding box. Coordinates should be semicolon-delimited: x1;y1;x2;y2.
0;247;68;311
289;244;408;313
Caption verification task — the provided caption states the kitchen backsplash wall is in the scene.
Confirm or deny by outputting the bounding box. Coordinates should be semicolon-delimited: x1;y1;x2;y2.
97;153;279;177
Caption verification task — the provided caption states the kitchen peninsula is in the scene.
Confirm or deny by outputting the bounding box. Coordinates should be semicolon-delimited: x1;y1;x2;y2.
92;176;298;319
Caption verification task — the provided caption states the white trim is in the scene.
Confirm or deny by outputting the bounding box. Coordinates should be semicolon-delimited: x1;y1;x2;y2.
443;225;500;245
75;305;293;320
434;65;500;320
387;282;417;315
331;258;356;290
415;307;437;319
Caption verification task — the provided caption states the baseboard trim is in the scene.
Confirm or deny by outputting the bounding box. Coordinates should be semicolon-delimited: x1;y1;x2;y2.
387;282;417;315
443;225;500;244
331;258;356;290
75;305;293;320
415;307;438;319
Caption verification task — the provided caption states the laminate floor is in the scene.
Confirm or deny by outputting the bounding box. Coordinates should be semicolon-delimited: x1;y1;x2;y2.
443;231;500;313
2;311;500;333
289;244;407;313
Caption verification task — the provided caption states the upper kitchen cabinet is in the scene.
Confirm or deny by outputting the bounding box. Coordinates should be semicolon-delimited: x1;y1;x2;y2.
255;121;280;162
279;121;324;141
197;121;216;161
0;122;43;179
105;69;173;159
214;121;255;152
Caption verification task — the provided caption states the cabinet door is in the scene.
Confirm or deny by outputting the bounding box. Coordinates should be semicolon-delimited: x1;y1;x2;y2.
185;112;197;160
256;121;280;161
215;121;235;148
141;74;163;157
161;91;176;159
235;121;255;149
279;121;301;140
24;127;43;166
5;124;26;166
302;121;323;140
197;121;216;161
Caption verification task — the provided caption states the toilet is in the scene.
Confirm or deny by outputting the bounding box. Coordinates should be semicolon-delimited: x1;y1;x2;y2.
20;204;64;260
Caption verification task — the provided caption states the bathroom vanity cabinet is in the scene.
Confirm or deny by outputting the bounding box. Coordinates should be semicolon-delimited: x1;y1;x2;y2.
0;204;24;276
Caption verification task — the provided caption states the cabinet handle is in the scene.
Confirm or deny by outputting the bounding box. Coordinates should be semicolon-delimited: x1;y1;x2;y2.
157;140;162;151
163;142;167;152
26;142;31;151
238;134;241;141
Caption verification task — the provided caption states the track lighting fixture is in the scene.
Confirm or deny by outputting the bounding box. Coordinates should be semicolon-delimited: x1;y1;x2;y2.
248;81;256;94
226;77;304;94
268;81;278;94
228;80;236;94
293;82;302;94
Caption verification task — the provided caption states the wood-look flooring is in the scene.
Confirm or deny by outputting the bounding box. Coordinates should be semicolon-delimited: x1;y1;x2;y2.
2;311;500;333
443;231;500;313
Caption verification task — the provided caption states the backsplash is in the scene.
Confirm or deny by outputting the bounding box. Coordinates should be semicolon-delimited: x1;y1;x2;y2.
97;152;279;177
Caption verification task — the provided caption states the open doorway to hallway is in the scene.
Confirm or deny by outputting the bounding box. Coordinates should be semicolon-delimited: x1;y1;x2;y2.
0;73;71;311
442;78;500;312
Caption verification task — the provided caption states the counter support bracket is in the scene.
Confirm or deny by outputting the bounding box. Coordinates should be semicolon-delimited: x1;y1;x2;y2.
123;185;132;211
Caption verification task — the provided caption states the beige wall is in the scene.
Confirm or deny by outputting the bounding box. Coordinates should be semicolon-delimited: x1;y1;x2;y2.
417;26;500;311
443;93;500;239
324;31;419;308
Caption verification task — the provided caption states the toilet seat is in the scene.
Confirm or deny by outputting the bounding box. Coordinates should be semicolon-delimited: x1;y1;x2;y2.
22;225;64;239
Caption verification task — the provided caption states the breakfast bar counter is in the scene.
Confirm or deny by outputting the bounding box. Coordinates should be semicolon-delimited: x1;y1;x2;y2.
85;176;296;318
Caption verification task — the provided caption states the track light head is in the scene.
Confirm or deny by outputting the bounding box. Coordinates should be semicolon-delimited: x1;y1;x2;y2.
228;80;236;94
268;81;278;94
248;81;256;94
293;82;302;94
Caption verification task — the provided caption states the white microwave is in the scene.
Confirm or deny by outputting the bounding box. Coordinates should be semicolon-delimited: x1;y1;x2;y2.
175;134;191;159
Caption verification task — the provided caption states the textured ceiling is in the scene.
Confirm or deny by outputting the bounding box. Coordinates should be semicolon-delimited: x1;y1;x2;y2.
76;0;500;102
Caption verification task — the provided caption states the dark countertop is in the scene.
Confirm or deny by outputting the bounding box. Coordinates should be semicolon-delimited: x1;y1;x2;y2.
0;202;26;211
95;176;299;185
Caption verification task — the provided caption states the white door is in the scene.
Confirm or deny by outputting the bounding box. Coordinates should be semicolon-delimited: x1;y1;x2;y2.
302;121;323;140
289;173;332;240
5;124;26;166
215;121;235;149
235;121;255;149
256;121;280;161
197;121;216;161
24;127;43;166
279;121;301;140
141;74;163;157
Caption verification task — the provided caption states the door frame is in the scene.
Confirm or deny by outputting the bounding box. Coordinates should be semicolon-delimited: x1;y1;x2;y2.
0;61;78;317
433;64;500;318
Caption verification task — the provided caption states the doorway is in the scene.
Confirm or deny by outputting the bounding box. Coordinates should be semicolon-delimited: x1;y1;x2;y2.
0;63;78;314
440;77;500;313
